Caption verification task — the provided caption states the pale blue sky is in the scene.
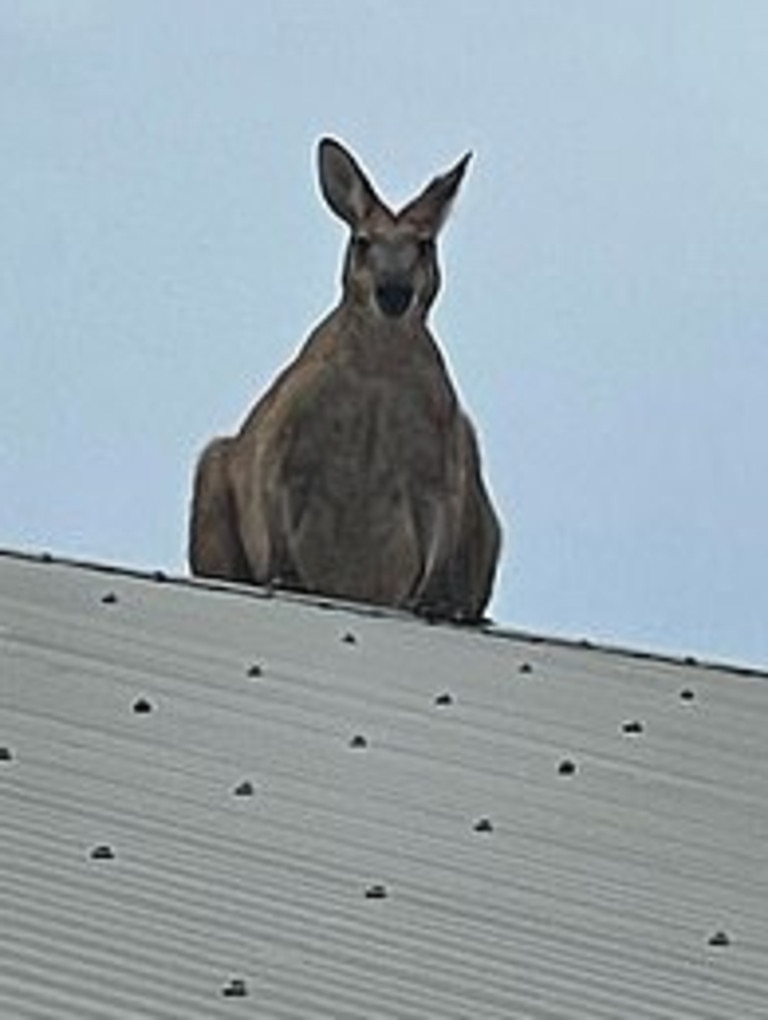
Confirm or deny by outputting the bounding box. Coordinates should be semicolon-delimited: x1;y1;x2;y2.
2;1;767;665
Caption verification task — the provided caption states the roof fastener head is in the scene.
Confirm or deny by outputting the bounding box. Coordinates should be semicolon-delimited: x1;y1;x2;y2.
557;759;577;776
233;780;255;797
622;720;645;735
473;816;494;833
341;631;357;645
349;734;368;749
101;592;118;605
246;663;263;678
221;977;248;997
518;662;533;674
434;692;454;706
364;883;388;899
132;697;154;714
708;930;731;947
0;747;13;762
89;844;116;861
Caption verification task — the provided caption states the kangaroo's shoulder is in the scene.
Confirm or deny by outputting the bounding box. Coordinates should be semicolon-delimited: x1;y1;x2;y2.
235;311;339;437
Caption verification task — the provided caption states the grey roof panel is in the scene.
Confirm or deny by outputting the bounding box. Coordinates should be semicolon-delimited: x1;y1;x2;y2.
1;550;767;1018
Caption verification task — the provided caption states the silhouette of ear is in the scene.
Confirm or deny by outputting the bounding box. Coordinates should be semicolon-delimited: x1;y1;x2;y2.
400;151;472;234
318;137;384;227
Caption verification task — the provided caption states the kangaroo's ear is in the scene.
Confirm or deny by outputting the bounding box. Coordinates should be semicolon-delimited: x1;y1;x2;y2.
400;151;472;234
318;137;382;228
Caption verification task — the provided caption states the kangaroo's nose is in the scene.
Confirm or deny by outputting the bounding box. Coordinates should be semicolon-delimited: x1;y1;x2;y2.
375;281;413;318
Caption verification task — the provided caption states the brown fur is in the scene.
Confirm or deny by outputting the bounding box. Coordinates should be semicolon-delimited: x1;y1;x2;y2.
189;138;501;621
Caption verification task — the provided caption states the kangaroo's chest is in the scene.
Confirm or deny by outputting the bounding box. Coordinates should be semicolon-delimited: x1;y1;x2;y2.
280;369;452;492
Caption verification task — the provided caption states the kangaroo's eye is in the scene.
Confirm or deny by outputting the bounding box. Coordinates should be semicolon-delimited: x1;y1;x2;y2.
417;238;435;257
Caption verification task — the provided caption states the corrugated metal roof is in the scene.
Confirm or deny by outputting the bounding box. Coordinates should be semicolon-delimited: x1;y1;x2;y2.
1;548;766;1019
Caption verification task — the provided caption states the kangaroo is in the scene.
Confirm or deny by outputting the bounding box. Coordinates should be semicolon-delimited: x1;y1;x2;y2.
189;137;501;621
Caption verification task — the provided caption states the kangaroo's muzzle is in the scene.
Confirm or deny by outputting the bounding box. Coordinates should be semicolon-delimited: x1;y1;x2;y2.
375;281;414;318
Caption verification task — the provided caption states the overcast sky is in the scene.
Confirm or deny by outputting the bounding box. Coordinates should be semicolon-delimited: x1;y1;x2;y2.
2;1;767;666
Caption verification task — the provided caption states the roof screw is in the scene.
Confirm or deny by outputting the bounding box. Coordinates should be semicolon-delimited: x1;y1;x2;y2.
708;930;731;948
221;977;248;998
233;780;255;797
349;734;368;750
557;758;578;777
0;747;13;762
132;697;154;714
89;844;116;861
246;663;263;678
679;688;696;702
518;662;533;674
364;883;388;900
101;592;118;605
434;692;454;707
622;720;645;735
473;816;494;834
341;631;357;645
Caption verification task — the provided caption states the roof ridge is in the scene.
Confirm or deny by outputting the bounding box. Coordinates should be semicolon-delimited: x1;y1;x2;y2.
2;545;765;680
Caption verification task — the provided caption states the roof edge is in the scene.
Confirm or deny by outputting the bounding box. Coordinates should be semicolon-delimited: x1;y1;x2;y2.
1;545;765;681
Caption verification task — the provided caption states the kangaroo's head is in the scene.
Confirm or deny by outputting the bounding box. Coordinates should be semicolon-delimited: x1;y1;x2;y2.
318;137;471;323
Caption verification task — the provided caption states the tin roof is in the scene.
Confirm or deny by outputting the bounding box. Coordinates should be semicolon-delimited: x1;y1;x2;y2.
1;548;767;1018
